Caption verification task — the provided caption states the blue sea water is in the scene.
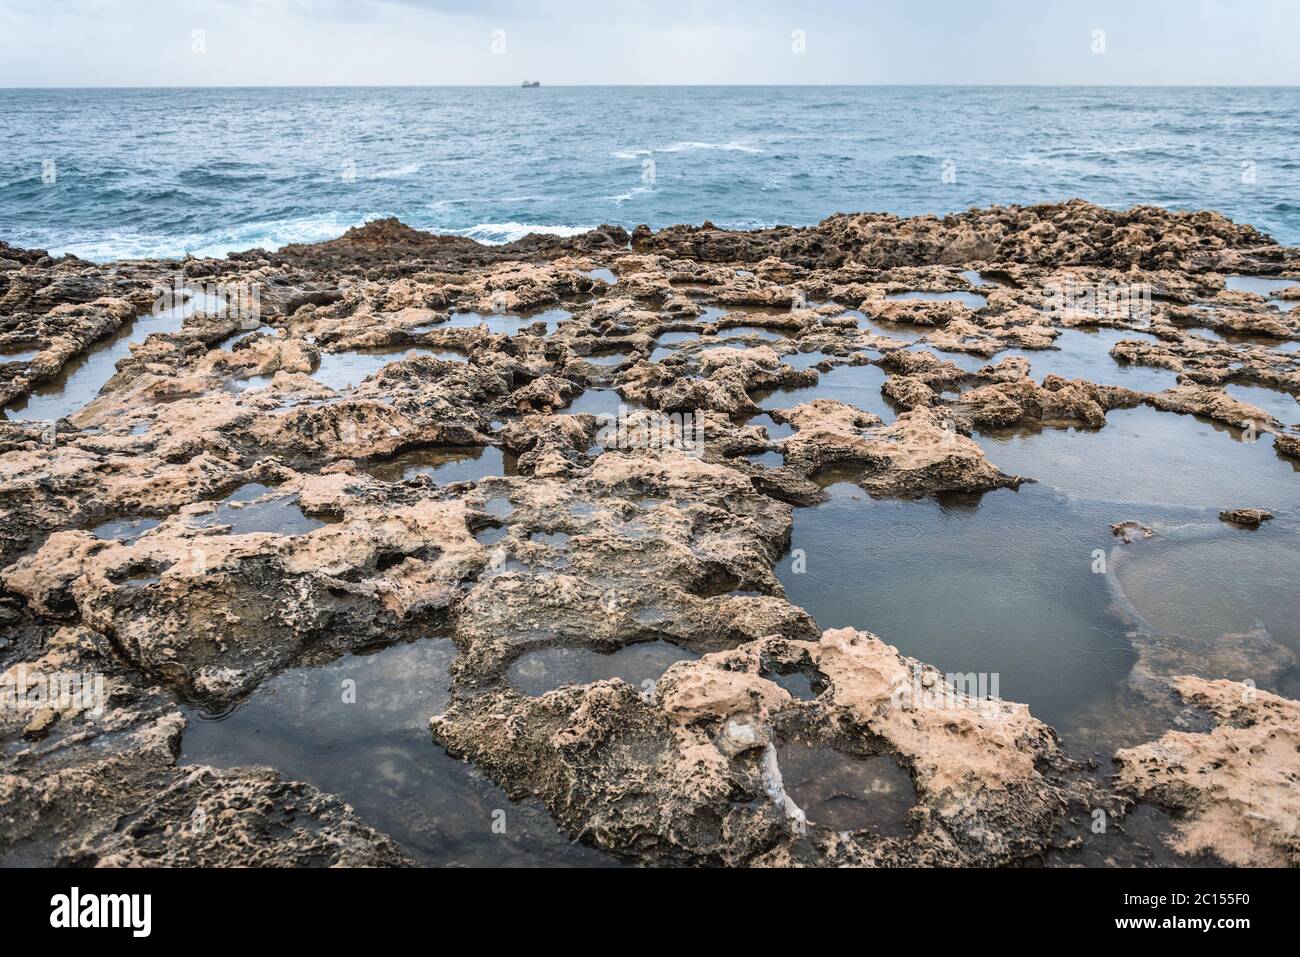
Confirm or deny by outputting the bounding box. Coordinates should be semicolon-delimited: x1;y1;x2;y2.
1;85;1298;261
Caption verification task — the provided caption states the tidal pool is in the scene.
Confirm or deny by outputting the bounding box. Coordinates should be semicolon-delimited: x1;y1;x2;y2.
777;742;916;837
360;446;515;485
743;412;794;440
90;516;161;544
1110;522;1300;690
886;290;988;310
442;308;570;335
1223;383;1300;427
975;404;1299;510
506;640;698;697
993;328;1179;393
780;350;834;371
566;388;642;417
778;481;1138;737
0;346;42;364
1222;275;1298;313
841;309;927;343
3;289;223;422
180;639;611;866
313;346;464;390
753;362;895;422
743;450;784;468
188;483;332;536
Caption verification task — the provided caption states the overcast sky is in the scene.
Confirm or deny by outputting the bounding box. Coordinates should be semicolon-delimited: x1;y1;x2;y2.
1;0;1296;87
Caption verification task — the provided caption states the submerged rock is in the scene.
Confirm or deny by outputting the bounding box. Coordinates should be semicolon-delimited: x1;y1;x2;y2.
1218;507;1274;527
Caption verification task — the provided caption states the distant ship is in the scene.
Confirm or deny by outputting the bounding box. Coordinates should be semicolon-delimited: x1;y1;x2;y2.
521;79;540;88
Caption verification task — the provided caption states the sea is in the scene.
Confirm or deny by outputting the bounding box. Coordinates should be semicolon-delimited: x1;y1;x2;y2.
1;85;1298;261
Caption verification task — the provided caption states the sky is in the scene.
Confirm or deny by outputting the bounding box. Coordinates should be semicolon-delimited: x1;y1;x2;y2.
0;0;1296;87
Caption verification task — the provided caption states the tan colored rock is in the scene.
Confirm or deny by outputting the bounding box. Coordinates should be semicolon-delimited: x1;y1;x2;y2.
1115;677;1300;867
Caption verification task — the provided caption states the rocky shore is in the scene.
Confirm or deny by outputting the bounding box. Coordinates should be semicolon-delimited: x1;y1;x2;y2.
1;200;1297;867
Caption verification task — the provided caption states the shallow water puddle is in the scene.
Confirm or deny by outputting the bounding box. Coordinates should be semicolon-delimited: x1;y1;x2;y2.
180;639;610;865
0;346;43;364
767;668;822;700
91;516;161;544
841;309;926;343
529;530;570;546
753;362;895;422
886;290;988;310
993;328;1178;392
743;412;794;440
506;640;698;697
566;388;641;417
777;741;916;836
717;325;794;343
580;351;631;368
473;525;509;546
781;350;834;371
1223;383;1300;427
313;346;462;390
778;482;1138;735
976;404;1299;510
655;330;700;347
360;445;514;485
1224;275;1297;297
216;323;273;350
743;450;784;468
483;496;514;519
650;330;700;362
1045;801;1198;868
3;289;223;422
1110;524;1300;684
188;483;331;535
1224;275;1298;312
441;308;571;335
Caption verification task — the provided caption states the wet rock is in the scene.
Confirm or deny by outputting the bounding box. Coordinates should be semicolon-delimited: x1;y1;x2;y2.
2;204;1297;867
1147;384;1281;431
1111;521;1155;543
1274;432;1300;461
432;629;1083;866
955;375;1142;430
1218;508;1273;527
1114;677;1300;867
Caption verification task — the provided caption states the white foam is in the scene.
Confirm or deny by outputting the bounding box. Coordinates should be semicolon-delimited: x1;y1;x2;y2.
452;222;598;244
606;186;653;205
50;213;370;262
612;141;762;159
659;141;764;154
365;162;423;179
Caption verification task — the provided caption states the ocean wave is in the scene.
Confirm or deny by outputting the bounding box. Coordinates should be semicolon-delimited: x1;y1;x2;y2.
611;141;763;159
451;222;599;244
660;141;763;154
50;214;368;262
365;162;423;180
606;186;653;205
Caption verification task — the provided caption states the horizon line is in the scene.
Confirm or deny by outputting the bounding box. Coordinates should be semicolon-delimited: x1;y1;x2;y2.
3;82;1299;91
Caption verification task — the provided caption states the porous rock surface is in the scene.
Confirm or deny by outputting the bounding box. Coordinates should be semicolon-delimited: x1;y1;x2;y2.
2;202;1298;866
